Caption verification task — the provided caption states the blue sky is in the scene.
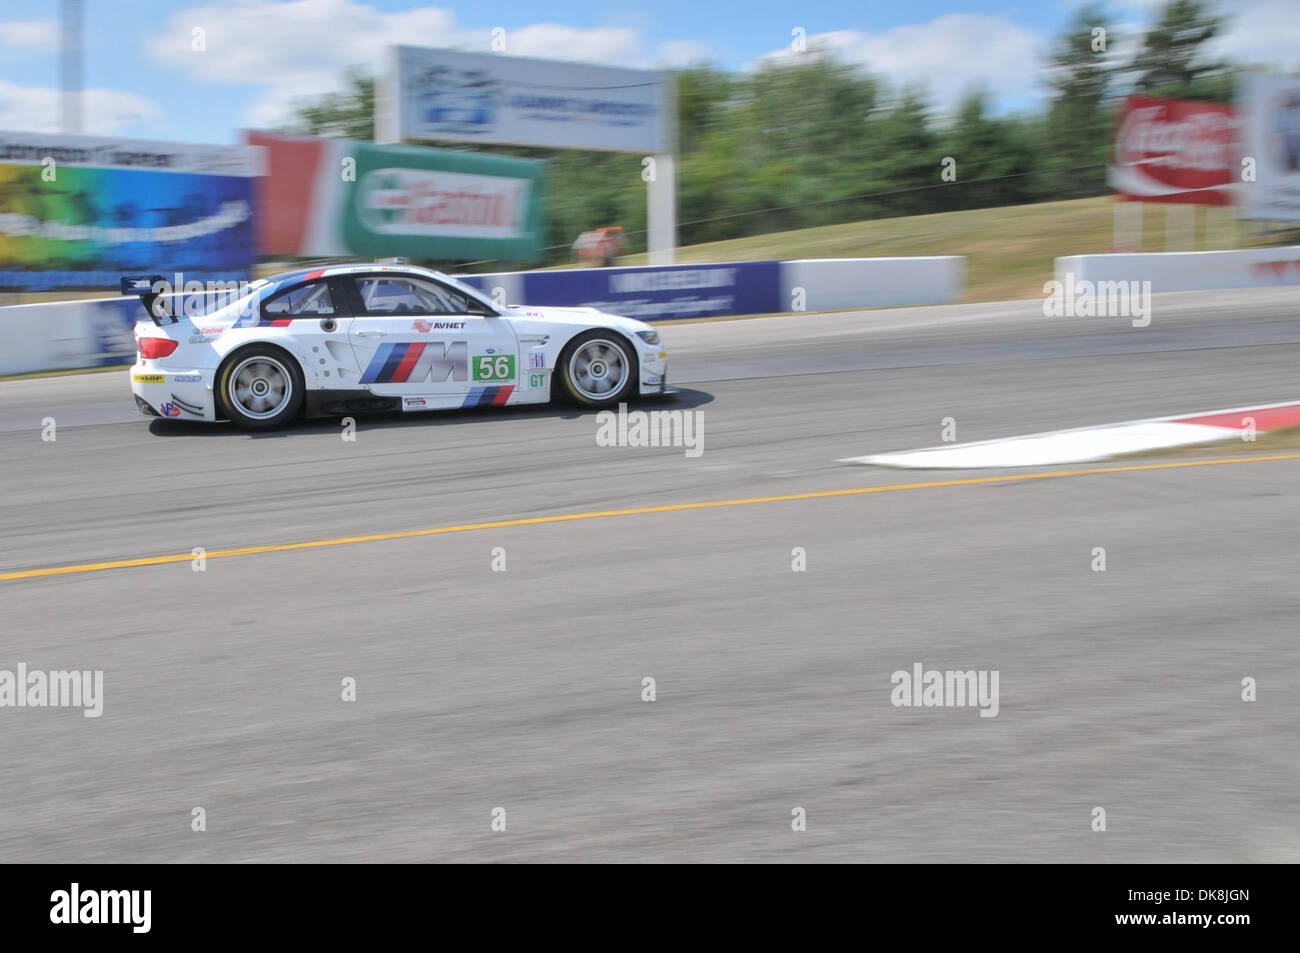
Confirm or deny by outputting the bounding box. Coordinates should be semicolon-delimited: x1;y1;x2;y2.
0;0;1295;144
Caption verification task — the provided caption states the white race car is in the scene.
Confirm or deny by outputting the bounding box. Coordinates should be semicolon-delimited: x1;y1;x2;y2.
128;263;672;430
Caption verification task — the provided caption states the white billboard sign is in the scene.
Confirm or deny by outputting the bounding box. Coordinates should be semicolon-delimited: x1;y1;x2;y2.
1239;72;1300;221
382;46;669;153
0;131;263;175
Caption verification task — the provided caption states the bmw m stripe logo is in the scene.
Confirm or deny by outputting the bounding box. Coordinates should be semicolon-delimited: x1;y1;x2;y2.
462;385;514;408
377;343;406;383
360;342;428;384
360;341;471;384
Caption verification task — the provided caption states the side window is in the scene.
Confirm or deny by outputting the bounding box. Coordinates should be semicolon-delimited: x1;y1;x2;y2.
356;276;473;315
264;280;335;317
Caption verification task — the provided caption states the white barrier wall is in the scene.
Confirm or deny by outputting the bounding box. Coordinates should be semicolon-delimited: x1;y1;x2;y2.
0;299;99;376
780;257;965;310
1056;246;1300;293
0;297;136;376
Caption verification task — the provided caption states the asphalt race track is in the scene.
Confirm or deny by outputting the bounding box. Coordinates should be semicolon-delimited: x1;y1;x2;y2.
2;288;1298;862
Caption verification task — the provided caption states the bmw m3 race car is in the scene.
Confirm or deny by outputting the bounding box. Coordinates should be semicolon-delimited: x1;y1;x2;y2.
127;263;671;430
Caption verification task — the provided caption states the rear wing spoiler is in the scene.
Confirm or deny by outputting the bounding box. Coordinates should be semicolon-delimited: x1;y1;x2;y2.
120;276;174;325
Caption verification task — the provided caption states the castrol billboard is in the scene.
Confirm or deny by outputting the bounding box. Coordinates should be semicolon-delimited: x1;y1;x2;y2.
244;131;546;262
1108;96;1237;205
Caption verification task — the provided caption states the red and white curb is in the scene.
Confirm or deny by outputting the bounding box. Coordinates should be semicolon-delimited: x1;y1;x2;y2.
843;401;1300;469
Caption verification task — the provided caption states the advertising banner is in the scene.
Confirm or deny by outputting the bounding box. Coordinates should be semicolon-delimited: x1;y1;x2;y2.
1108;96;1237;205
381;47;668;153
247;131;546;262
0;131;261;291
1238;72;1300;221
457;261;782;321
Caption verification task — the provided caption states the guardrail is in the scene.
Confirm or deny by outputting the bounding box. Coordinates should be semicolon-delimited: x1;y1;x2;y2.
1056;246;1300;292
455;257;965;321
0;296;138;377
780;257;964;311
0;256;967;377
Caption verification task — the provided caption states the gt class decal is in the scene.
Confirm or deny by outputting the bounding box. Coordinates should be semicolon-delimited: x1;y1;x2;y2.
359;341;470;384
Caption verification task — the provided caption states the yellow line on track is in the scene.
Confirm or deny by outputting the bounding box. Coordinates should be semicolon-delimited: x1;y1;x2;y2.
4;452;1299;583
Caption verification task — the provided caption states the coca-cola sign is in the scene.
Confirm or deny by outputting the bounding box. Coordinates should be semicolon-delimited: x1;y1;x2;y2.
1108;96;1238;205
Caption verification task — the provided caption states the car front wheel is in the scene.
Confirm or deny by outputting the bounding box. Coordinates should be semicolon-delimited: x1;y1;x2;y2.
558;332;636;407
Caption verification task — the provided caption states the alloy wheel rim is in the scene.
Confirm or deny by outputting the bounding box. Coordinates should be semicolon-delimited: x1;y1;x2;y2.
569;339;628;401
229;356;292;419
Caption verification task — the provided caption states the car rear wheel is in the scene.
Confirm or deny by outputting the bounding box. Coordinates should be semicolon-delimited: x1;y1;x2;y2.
558;332;636;407
217;345;304;430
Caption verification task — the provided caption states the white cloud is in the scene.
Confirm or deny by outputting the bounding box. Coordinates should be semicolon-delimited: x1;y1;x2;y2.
145;1;657;129
0;80;159;133
655;40;717;68
495;23;641;64
754;15;1047;112
0;20;58;51
1210;0;1300;73
1108;0;1300;74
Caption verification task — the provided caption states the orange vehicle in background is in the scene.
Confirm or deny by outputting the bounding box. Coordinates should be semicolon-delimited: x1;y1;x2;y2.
572;226;625;267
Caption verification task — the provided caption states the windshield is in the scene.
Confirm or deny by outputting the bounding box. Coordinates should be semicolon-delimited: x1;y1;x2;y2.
432;272;498;311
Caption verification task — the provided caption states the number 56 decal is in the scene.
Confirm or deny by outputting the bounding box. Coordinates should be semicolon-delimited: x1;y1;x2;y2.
473;354;515;381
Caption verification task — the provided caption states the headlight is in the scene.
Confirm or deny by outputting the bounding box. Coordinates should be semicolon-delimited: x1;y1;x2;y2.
635;329;661;345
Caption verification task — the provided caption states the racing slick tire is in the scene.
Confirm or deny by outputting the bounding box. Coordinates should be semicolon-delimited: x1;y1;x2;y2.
557;331;637;408
216;344;305;431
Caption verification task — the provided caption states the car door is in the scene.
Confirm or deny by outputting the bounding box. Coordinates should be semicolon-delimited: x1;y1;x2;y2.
252;276;360;382
341;273;519;409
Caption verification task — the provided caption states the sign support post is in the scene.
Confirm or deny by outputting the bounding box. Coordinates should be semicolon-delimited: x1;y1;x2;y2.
648;154;676;266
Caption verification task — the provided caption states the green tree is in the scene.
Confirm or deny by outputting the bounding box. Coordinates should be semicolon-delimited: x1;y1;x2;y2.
861;87;940;218
675;67;735;155
288;68;375;140
941;91;1044;211
1130;0;1234;102
739;55;880;230
544;151;644;256
1041;4;1116;198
